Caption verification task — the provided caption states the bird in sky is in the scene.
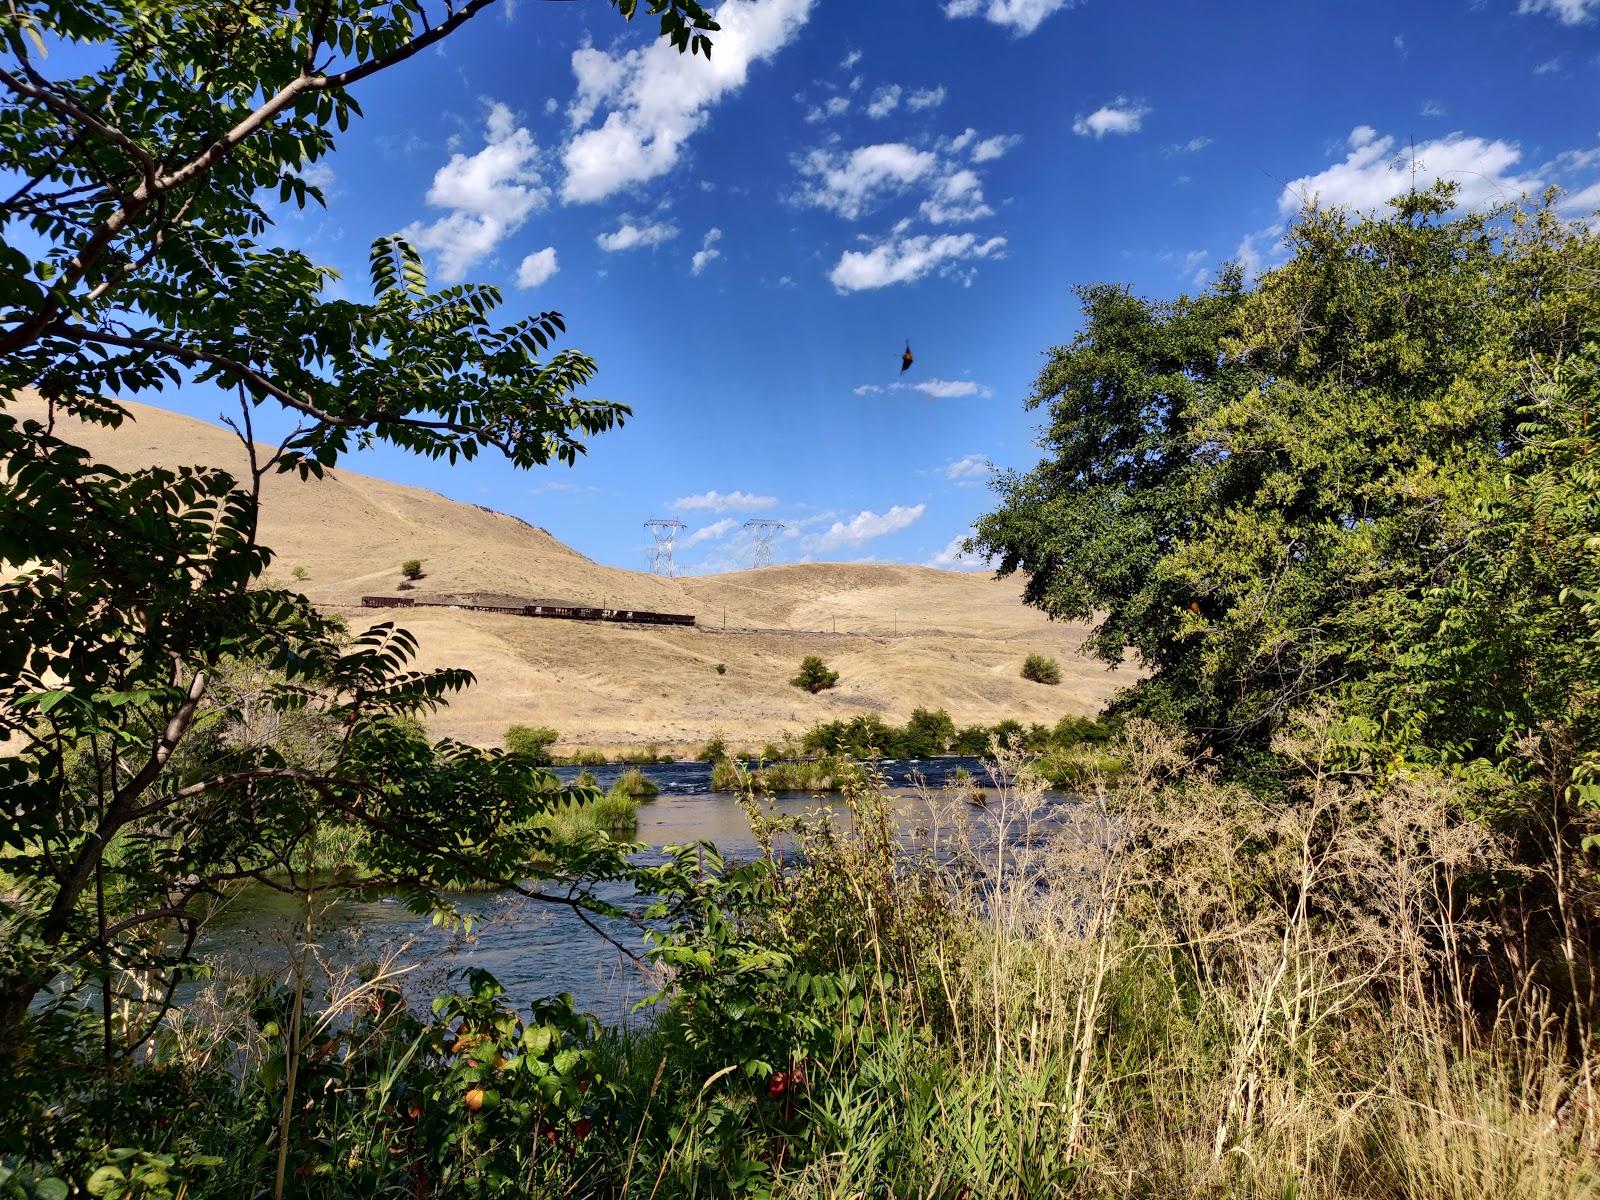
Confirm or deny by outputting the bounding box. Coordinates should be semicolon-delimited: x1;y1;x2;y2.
901;341;913;373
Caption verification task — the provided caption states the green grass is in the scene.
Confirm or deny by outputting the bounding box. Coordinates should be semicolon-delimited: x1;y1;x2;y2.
710;754;867;794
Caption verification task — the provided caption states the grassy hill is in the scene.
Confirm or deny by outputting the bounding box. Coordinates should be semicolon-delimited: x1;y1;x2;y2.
16;395;1130;753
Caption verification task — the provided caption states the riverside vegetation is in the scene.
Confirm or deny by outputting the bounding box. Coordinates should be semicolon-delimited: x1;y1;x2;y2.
2;2;1598;1197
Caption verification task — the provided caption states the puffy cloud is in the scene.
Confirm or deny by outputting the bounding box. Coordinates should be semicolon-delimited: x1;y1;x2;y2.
1518;0;1597;22
943;0;1079;35
1281;126;1543;215
1421;100;1446;117
906;86;946;111
560;0;813;203
1562;179;1600;215
853;384;884;395
840;48;863;69
900;378;991;398
1072;98;1149;138
920;167;993;223
684;517;739;546
691;227;724;274
942;454;992;480
866;84;902;119
804;94;851;122
401;102;549;280
515;246;559;287
928;531;990;571
796;142;938;218
970;133;1021;162
596;219;678;251
829;231;1006;291
804;504;926;552
673;489;778;512
948;128;977;153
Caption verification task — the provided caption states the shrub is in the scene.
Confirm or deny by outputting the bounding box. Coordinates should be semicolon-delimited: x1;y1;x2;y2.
504;724;559;766
698;733;729;763
290;564;310;582
791;655;840;694
613;768;659;799
1021;653;1061;685
400;558;425;580
715;662;727;675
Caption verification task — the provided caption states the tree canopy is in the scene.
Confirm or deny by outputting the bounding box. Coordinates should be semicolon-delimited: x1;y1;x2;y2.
974;186;1600;805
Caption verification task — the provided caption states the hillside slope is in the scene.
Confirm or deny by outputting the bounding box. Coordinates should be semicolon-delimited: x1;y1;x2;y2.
14;396;1131;750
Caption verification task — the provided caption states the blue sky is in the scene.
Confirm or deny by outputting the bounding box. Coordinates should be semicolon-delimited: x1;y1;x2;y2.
155;0;1600;574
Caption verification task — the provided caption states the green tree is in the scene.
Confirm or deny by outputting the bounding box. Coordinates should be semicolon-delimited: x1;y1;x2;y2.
791;655;840;695
976;186;1600;789
1020;654;1061;685
0;0;718;1076
505;724;560;766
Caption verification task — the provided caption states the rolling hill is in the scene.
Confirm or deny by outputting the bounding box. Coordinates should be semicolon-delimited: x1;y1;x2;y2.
13;395;1132;753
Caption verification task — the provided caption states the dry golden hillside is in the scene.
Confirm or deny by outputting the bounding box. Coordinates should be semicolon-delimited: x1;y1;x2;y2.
15;395;1131;752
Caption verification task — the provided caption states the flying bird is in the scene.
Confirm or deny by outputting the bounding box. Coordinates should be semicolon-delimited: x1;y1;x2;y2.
900;341;914;373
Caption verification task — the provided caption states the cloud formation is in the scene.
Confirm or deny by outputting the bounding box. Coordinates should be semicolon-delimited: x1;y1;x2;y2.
907;86;947;111
1518;0;1597;23
866;84;902;118
691;227;724;274
684;517;739;546
941;454;992;481
829;231;1006;291
943;0;1080;35
1281;125;1542;214
561;0;813;203
596;219;679;251
928;530;990;571
805;504;926;551
515;246;559;287
1073;98;1150;138
970;133;1021;162
401;103;548;280
796;142;938;219
673;489;778;513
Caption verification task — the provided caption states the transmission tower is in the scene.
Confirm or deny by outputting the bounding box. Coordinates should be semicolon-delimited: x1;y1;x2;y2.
743;519;785;569
644;518;686;577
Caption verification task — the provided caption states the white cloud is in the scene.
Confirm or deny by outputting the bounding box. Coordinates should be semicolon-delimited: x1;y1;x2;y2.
1166;136;1211;155
1562;179;1600;214
596;219;678;251
805;94;851;123
829;231;1006;291
948;128;977;153
684;517;739;546
941;454;992;480
970;133;1021;162
943;0;1079;35
401;102;549;280
1421;100;1446;117
907;86;946;111
840;48;863;70
866;84;902;119
920;167;994;223
1072;98;1149;139
560;0;813;203
854;384;884;395
796;142;938;218
1281;125;1543;215
515;246;559;287
929;530;990;571
691;227;724;274
673;489;778;513
1518;0;1598;23
900;377;991;398
804;504;925;552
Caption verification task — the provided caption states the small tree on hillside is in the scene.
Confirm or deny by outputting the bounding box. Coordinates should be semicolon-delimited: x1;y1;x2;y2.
1022;654;1062;685
401;558;425;581
792;655;840;694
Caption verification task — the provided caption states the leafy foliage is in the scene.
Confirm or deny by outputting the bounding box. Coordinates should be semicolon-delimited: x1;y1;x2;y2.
1021;653;1061;685
504;723;559;766
975;187;1600;802
790;655;840;694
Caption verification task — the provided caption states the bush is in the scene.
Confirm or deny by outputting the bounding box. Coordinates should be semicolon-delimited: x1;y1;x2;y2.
613;768;659;799
1021;653;1061;685
698;733;729;763
400;558;425;581
715;662;727;675
791;655;840;694
504;724;559;766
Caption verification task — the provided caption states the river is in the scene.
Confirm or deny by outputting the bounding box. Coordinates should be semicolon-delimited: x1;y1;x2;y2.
194;757;1029;1025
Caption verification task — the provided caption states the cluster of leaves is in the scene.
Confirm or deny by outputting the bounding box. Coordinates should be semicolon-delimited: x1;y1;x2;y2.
504;723;560;766
974;187;1600;809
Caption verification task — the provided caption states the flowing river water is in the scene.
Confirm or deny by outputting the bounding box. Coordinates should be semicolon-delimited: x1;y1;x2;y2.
195;758;1030;1026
